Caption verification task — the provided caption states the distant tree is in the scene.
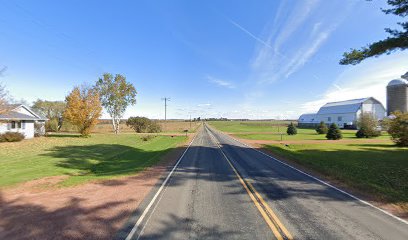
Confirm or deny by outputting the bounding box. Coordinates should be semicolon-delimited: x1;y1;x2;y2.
32;99;66;132
340;0;408;65
0;82;7;113
316;121;328;134
63;86;102;137
95;73;137;134
326;123;343;140
387;111;408;146
356;112;381;138
126;117;161;133
287;122;297;135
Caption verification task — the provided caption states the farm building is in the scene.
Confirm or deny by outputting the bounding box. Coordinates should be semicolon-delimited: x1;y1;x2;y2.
0;104;47;139
298;97;386;129
386;78;408;115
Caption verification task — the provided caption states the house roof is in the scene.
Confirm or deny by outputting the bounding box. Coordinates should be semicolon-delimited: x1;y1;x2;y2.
317;97;380;115
0;111;39;120
0;104;47;121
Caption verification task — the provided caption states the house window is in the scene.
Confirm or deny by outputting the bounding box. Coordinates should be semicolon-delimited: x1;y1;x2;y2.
22;121;26;129
328;117;331;122
10;121;22;129
338;116;342;122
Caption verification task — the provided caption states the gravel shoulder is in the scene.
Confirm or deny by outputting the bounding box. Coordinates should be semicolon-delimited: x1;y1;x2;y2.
0;135;194;240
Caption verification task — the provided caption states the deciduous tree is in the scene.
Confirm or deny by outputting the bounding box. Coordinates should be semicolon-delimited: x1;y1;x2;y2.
63;86;102;137
32;99;66;131
388;111;408;146
126;117;161;133
340;0;408;65
95;73;137;134
0;83;7;114
356;112;381;138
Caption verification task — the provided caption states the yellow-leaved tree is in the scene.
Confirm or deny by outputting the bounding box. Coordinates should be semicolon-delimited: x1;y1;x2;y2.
64;85;102;136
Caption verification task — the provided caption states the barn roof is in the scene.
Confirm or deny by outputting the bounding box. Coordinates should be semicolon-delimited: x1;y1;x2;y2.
298;113;319;123
317;97;382;114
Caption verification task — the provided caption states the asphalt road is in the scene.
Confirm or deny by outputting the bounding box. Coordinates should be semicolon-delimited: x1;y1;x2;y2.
123;124;408;240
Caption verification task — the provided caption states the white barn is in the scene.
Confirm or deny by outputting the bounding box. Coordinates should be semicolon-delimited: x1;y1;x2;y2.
0;104;47;139
298;97;386;129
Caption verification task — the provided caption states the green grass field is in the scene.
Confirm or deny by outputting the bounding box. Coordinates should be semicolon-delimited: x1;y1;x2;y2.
234;129;391;141
208;120;292;133
0;134;186;187
209;121;407;206
265;143;408;204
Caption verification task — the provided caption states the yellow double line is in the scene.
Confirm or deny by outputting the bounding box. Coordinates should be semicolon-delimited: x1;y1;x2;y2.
207;129;293;240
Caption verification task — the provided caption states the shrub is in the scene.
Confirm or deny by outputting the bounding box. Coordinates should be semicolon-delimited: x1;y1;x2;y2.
0;132;25;142
141;135;155;141
326;123;342;140
286;122;297;135
315;121;328;134
387;111;408;146
356;112;381;138
126;117;162;133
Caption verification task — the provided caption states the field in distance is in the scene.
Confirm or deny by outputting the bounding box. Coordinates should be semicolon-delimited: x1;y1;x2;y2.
59;120;202;134
208;120;408;212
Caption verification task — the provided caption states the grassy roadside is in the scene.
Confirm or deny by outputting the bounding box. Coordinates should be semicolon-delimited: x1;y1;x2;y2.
0;133;186;187
208;121;408;210
264;143;408;207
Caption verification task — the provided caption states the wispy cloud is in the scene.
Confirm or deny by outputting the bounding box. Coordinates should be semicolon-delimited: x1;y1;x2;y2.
207;75;235;89
249;0;355;84
301;52;408;113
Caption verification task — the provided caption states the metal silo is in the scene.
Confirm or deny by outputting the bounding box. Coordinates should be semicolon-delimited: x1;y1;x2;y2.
386;78;408;115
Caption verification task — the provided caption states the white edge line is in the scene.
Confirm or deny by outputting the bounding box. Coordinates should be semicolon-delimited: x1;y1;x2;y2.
125;134;198;240
208;126;408;226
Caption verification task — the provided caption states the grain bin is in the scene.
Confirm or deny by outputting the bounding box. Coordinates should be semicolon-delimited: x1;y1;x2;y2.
386;78;408;115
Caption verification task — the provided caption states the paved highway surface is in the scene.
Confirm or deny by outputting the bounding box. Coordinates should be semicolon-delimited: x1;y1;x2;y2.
121;124;408;240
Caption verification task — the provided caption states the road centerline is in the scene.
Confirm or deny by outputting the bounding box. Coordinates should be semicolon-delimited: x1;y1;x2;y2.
206;126;293;240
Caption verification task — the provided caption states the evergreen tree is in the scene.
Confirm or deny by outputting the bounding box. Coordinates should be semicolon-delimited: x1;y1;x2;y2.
340;0;408;65
287;122;297;135
316;121;328;134
326;123;342;140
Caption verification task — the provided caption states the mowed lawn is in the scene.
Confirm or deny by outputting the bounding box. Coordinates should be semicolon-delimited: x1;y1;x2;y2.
209;121;408;206
265;143;408;204
234;129;391;141
0;134;186;187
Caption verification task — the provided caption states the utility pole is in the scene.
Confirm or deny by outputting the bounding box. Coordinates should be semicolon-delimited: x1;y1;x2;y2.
161;97;170;121
190;114;192;129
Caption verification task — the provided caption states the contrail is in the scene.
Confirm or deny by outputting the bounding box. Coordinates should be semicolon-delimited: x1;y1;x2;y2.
227;18;272;49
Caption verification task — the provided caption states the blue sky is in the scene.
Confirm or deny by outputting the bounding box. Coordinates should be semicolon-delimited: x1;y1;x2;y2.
0;0;407;119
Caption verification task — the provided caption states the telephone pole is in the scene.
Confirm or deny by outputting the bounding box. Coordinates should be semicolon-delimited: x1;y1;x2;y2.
161;97;170;121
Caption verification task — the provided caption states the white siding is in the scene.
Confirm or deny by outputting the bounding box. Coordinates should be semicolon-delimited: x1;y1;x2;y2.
315;113;356;128
0;121;35;139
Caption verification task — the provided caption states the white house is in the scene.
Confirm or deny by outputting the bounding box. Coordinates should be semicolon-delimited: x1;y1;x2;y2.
298;97;386;129
0;104;47;139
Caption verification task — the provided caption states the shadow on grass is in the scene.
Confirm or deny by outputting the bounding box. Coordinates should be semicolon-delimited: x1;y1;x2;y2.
46;133;82;138
264;144;408;204
42;144;173;177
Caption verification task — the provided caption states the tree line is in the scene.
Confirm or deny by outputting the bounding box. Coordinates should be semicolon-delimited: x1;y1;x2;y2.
1;73;138;137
